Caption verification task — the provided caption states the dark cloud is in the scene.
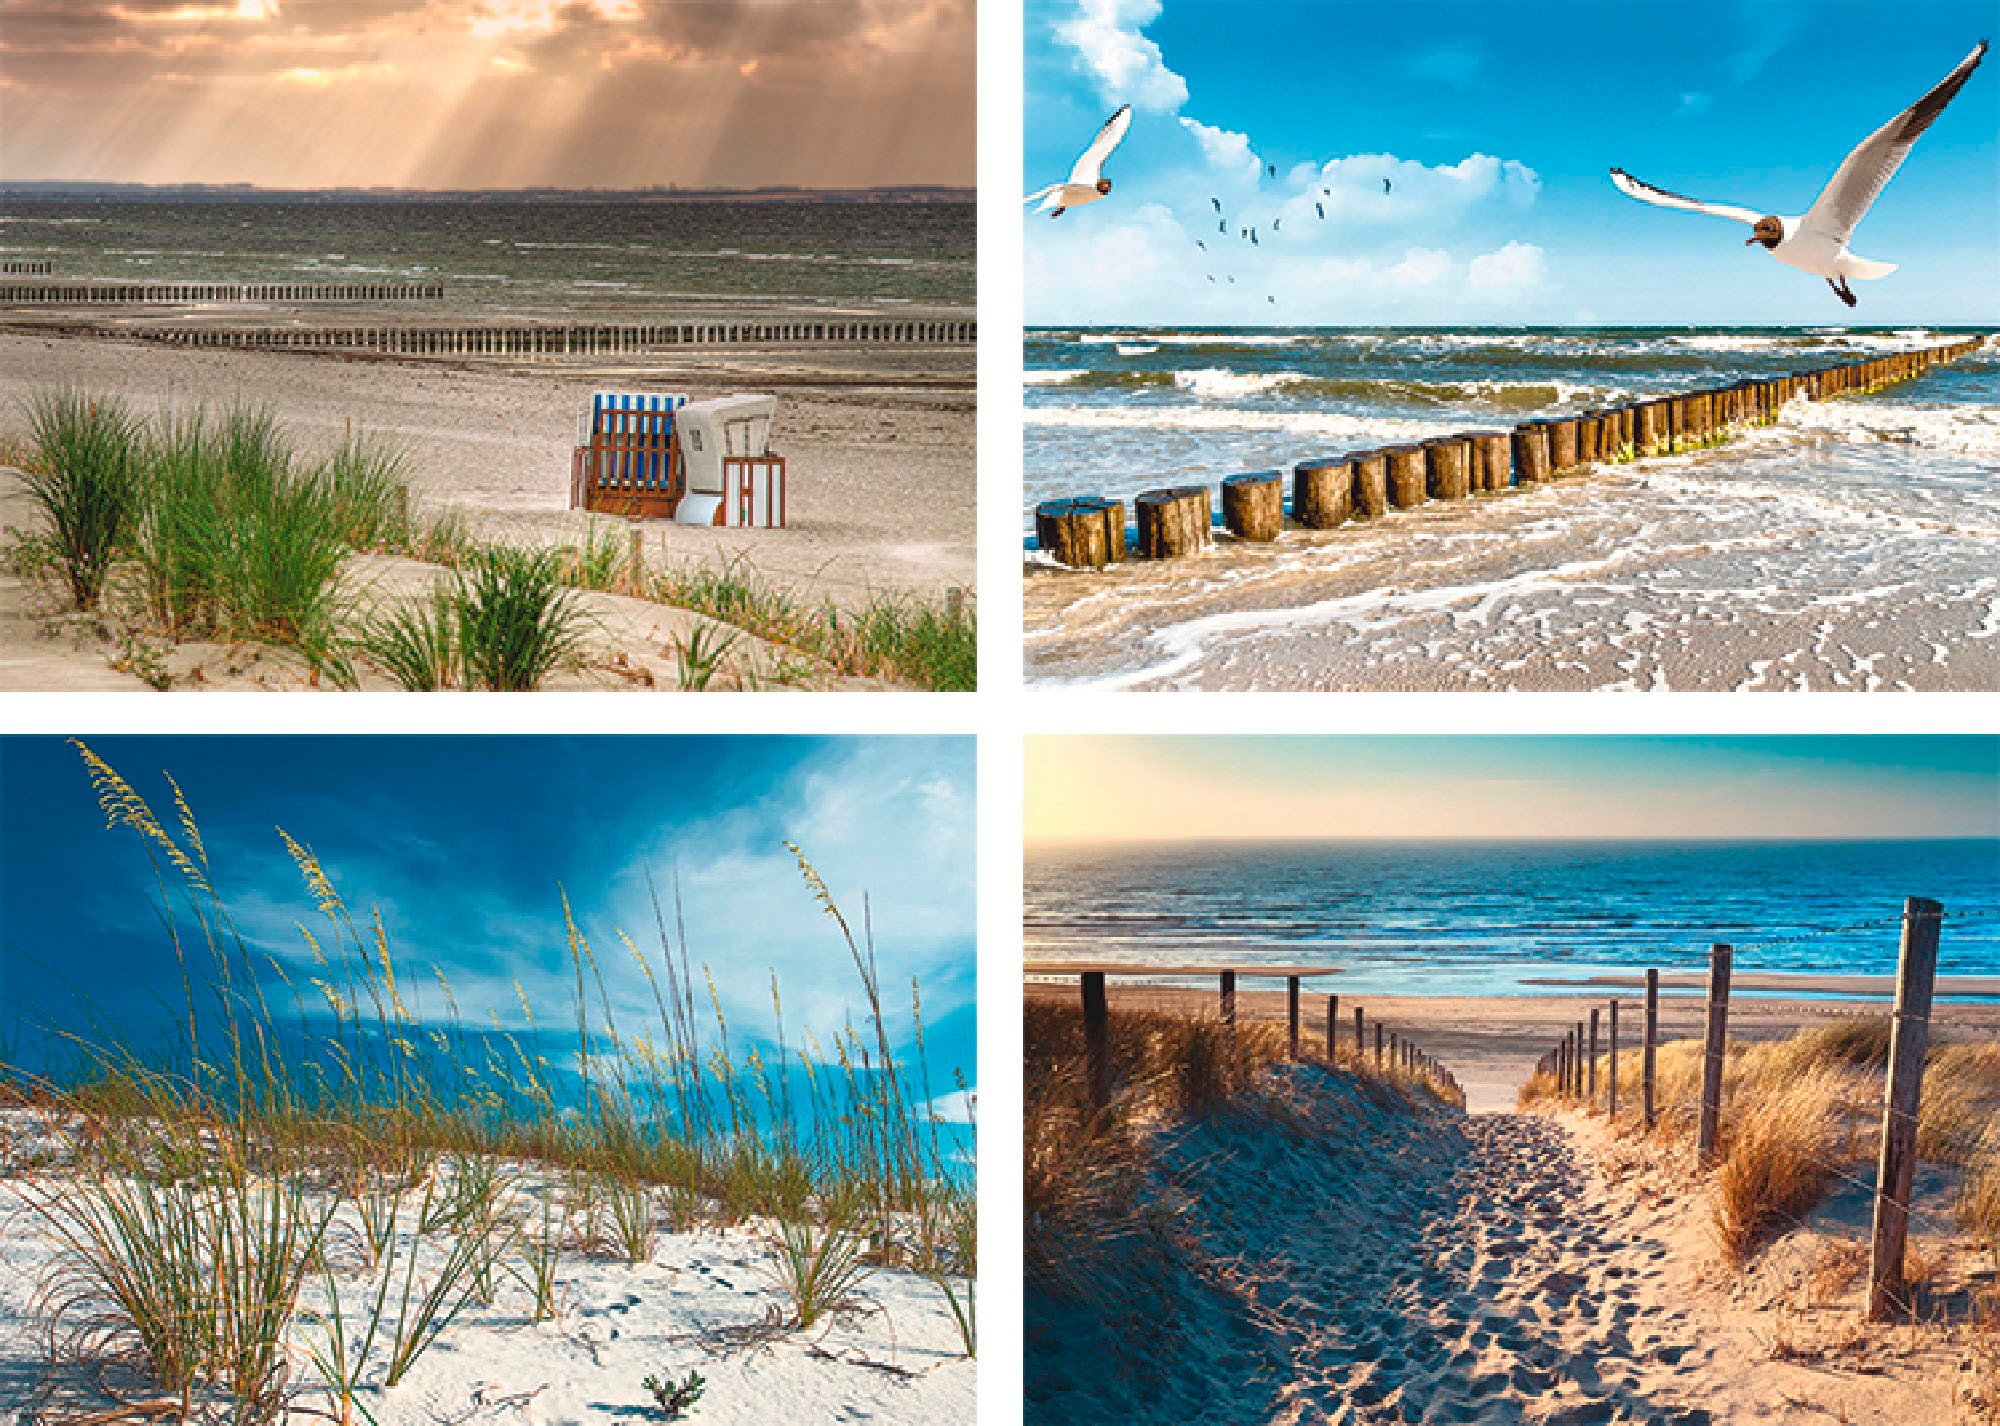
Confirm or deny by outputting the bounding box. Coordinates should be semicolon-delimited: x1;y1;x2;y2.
0;0;971;186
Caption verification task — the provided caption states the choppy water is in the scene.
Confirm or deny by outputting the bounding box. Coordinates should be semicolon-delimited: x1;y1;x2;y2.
1023;326;2000;691
1025;840;2000;997
0;199;975;309
1024;326;1999;520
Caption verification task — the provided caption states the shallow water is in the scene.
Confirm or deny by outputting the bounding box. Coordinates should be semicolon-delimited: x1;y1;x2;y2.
1025;839;2000;997
1024;327;2000;690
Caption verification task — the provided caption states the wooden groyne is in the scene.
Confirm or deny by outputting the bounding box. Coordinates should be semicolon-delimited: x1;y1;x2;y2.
131;317;977;355
1032;336;1986;569
1;281;444;305
0;260;54;276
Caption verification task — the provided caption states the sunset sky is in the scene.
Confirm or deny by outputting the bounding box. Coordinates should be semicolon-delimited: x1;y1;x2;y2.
1026;736;2000;842
0;0;974;189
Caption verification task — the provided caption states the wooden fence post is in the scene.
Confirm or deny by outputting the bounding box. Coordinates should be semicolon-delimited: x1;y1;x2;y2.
1354;1004;1365;1060
1287;975;1301;1059
1867;897;1944;1321
1574;1021;1586;1097
1588;1007;1600;1103
1697;944;1733;1164
1081;971;1110;1114
1326;995;1339;1061
1608;1000;1620;1120
1644;968;1659;1131
1375;1021;1383;1066
1220;970;1237;1033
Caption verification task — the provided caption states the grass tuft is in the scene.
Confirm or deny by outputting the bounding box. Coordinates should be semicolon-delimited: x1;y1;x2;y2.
452;545;589;691
19;389;143;610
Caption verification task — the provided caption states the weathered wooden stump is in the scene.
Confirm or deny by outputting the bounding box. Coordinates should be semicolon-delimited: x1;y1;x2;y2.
1350;451;1390;519
1544;417;1580;472
1423;435;1472;500
1134;485;1211;559
1634;401;1666;456
1384;445;1428;508
1222;470;1284;541
1466;431;1512;491
1512;424;1551;484
1035;497;1126;569
1293;457;1354;528
1576;413;1601;466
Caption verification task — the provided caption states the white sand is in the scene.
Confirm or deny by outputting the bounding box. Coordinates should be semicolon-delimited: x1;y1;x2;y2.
0;1119;973;1424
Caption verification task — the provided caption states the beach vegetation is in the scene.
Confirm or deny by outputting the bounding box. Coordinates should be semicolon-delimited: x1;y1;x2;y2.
358;581;460;692
3;744;972;1420
642;1368;706;1420
451;544;590;691
18;389;144;610
672;622;739;691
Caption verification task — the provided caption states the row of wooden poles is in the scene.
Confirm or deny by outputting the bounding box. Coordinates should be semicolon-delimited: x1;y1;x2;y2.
133;318;976;355
1076;967;1463;1112
0;282;445;304
1034;337;1985;568
1536;896;1946;1324
0;260;55;275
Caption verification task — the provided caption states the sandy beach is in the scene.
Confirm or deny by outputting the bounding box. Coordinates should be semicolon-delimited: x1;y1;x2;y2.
0;1119;973;1426
1026;980;2000;1111
1026;985;2000;1424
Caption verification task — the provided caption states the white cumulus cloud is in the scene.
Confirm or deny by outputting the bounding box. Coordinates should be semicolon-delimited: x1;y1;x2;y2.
1055;0;1189;112
1179;116;1261;181
1467;240;1548;297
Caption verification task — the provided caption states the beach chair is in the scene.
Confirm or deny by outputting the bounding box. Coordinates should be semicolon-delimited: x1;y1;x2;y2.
673;395;786;528
571;392;688;519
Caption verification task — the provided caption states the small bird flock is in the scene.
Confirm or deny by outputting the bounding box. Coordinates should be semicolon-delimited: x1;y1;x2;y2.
1027;39;1986;310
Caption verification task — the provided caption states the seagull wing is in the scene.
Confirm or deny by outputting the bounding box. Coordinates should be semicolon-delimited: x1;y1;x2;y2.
1801;41;1986;246
1609;168;1764;226
1023;184;1061;206
1068;105;1132;186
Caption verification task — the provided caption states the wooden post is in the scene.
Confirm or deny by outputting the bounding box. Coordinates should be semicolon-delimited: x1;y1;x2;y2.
1867;897;1944;1321
1423;435;1471;500
1545;417;1579;472
1222;471;1284;541
1384;445;1428;508
1082;971;1110;1114
1588;1007;1600;1102
1374;1020;1383;1066
1354;1004;1365;1059
1036;497;1125;569
1574;1021;1585;1097
1292;457;1353;528
1608;1000;1619;1120
1326;995;1339;1061
1135;486;1211;559
1643;968;1659;1131
1466;431;1512;491
1697;944;1732;1164
1511;424;1551;483
1350;452;1389;520
1287;974;1301;1059
1220;969;1237;1032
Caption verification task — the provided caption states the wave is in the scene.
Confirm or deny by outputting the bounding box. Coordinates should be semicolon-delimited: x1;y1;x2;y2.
1023;404;1453;441
1163;368;1622;410
1774;398;2000;460
1072;331;1305;348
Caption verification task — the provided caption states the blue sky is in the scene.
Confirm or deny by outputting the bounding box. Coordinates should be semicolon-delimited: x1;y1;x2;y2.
1028;735;2000;841
0;736;975;1111
1025;0;1999;325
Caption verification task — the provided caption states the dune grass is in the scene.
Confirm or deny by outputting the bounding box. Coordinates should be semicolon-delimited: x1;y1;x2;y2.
649;555;975;691
2;744;975;1419
1025;996;1452;1302
18;389;144;610
1523;1018;2000;1268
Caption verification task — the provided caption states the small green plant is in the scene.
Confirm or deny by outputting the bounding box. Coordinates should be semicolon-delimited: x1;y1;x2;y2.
453;545;588;691
761;1196;877;1331
19;389;143;609
642;1369;706;1420
556;519;632;592
360;581;460;691
606;1174;658;1266
672;623;739;691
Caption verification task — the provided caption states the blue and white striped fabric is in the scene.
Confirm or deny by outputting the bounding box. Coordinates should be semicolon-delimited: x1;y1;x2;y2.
581;391;687;492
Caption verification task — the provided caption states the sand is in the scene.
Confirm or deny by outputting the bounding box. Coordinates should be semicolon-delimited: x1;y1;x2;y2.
1025;989;1998;1424
1023;450;2000;693
1026;981;2000;1113
0;1118;973;1425
0;331;969;689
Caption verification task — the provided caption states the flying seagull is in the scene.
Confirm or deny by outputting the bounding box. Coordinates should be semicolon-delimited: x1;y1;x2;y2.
1383;178;1392;194
1609;41;1986;306
1211;196;1223;212
1196;239;1206;250
1272;217;1281;231
1316;202;1325;219
1219;219;1228;234
1267;162;1278;178
1025;104;1132;218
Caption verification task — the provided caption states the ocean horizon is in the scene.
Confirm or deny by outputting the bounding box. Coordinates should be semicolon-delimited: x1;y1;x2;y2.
1025;837;2000;997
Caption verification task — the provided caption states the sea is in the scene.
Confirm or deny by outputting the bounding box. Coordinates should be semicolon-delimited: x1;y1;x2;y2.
0;198;976;313
1025;839;2000;998
1024;326;1999;524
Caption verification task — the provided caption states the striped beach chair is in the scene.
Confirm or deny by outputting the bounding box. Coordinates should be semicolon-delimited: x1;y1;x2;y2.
571;391;688;516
